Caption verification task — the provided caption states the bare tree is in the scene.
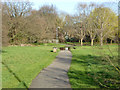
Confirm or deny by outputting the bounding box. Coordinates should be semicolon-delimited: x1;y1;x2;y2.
64;15;76;41
75;3;89;46
92;7;118;46
87;3;98;46
2;1;32;44
25;5;61;43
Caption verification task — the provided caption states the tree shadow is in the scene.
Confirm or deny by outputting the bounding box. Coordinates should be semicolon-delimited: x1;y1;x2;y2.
68;54;120;88
2;61;29;89
0;50;7;53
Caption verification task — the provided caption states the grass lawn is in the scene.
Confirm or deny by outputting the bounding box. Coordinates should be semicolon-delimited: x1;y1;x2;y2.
2;45;63;88
68;45;119;88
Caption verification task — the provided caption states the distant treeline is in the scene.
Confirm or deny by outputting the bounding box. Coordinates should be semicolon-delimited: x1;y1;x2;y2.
2;2;119;46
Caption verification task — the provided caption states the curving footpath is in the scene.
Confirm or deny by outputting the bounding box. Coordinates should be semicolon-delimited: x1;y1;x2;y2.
30;50;72;88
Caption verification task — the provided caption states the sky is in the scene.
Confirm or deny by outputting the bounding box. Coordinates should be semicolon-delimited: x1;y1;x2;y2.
29;0;119;15
2;0;119;15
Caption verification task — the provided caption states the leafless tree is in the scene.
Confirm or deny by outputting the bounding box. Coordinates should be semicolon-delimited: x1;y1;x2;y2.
2;1;32;45
92;7;118;46
75;3;89;46
87;3;98;46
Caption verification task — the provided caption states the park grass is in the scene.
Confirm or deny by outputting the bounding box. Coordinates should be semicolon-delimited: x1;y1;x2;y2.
2;45;60;88
68;45;119;88
33;43;66;47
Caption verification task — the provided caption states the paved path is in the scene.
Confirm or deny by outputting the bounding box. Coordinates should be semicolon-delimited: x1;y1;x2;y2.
30;50;72;88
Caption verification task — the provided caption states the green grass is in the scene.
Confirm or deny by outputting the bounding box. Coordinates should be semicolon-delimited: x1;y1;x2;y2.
68;45;119;88
2;45;60;88
33;43;66;47
65;42;118;46
2;44;119;88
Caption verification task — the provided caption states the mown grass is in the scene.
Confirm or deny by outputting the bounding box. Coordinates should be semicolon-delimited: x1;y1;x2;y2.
68;45;119;88
33;43;66;47
2;45;61;88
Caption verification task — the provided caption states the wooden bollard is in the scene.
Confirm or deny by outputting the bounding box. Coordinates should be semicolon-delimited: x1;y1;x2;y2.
68;47;71;51
60;47;65;50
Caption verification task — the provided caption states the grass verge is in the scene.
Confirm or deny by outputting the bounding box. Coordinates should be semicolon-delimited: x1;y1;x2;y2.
68;45;119;88
2;46;59;88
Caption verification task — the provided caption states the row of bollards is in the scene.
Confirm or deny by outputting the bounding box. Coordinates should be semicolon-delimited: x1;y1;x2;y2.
53;47;71;53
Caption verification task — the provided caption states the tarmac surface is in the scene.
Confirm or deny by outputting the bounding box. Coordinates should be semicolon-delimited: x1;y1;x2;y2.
30;50;72;88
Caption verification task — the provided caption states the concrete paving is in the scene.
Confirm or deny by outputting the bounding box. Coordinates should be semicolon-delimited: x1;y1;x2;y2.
30;50;72;88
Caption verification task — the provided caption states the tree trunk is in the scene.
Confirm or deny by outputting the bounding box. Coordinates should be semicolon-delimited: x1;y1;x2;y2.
81;38;83;46
111;39;112;44
105;39;107;44
91;39;94;46
100;32;103;46
100;37;103;46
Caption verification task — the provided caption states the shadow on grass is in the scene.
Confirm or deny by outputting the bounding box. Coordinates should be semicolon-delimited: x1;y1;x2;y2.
0;50;7;53
2;61;29;89
68;54;120;88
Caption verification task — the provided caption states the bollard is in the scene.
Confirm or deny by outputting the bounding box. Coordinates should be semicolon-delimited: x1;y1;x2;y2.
60;47;65;50
65;47;68;50
68;47;71;51
53;47;57;53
